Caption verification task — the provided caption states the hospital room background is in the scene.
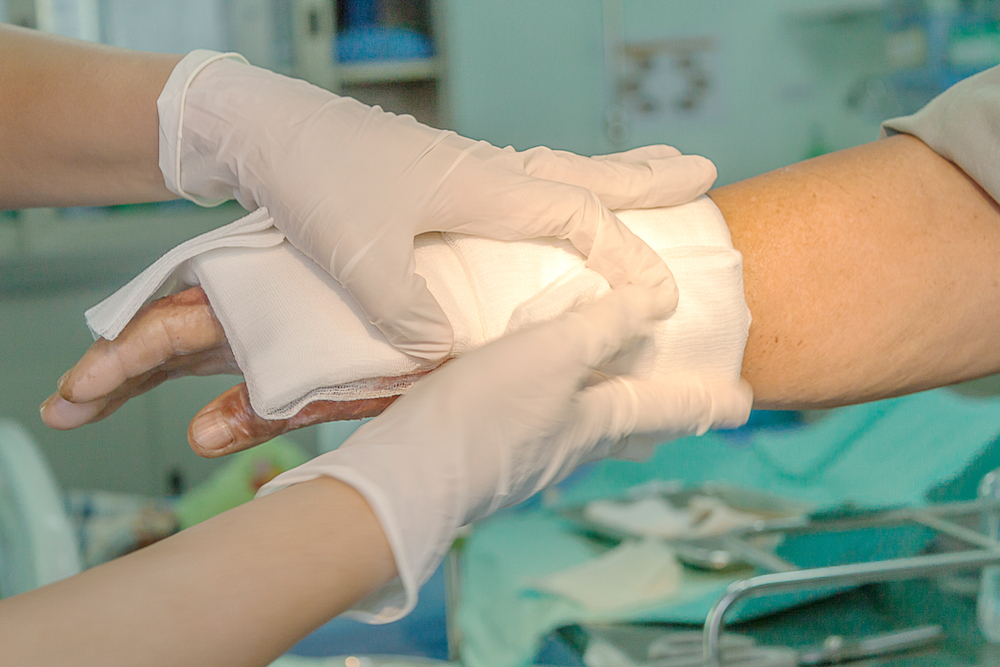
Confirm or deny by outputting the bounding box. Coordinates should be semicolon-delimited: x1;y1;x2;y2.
5;1;1000;665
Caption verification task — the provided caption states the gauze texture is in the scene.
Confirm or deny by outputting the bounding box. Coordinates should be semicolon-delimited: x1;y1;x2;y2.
86;197;751;420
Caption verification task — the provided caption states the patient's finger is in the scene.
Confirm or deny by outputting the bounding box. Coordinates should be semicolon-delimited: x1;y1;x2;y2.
58;287;235;404
41;371;167;429
41;345;241;430
188;383;399;458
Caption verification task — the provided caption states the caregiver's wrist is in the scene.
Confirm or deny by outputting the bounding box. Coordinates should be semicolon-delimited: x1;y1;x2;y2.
157;50;250;206
295;476;399;587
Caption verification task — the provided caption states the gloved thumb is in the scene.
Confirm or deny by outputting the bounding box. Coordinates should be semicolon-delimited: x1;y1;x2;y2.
556;285;673;370
330;238;454;362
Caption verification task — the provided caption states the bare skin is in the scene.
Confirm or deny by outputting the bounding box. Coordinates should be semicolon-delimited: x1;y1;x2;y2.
716;133;1000;408
41;134;1000;453
0;24;179;207
0;476;396;667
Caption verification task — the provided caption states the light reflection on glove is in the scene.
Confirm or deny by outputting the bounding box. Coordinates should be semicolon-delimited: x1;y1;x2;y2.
158;51;718;361
258;285;753;622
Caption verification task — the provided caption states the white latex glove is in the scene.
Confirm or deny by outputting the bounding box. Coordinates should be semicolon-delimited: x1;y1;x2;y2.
258;285;753;622
157;51;718;361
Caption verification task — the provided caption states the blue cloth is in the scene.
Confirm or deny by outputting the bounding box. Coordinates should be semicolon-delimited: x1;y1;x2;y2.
290;562;449;660
457;389;1000;667
336;27;432;63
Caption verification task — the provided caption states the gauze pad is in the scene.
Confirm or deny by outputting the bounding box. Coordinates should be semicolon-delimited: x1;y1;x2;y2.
86;197;751;420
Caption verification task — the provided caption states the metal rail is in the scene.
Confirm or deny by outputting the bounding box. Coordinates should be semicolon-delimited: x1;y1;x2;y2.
702;496;1000;666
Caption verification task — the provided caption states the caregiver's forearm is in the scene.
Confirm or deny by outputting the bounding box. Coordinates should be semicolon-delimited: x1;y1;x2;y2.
0;477;396;667
713;134;1000;409
0;25;179;208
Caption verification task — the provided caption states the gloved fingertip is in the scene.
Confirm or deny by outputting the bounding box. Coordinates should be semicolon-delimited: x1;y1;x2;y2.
641;144;683;159
649;278;679;317
656;154;717;189
395;339;453;362
382;317;455;362
605;284;673;335
614;278;676;319
584;212;677;301
608;262;678;316
362;279;455;362
694;154;718;182
592;145;682;161
712;379;755;431
632;154;718;207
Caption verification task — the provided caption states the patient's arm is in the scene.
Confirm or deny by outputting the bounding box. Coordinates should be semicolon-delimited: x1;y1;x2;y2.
42;133;1000;451
714;133;1000;409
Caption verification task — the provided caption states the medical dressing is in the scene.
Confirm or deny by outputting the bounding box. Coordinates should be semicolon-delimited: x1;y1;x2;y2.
86;196;751;421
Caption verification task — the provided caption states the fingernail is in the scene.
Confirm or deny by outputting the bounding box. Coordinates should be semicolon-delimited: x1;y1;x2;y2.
190;412;234;451
40;396;101;429
56;371;70;391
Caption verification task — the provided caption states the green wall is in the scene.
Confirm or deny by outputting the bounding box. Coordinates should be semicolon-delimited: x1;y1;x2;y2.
442;0;887;185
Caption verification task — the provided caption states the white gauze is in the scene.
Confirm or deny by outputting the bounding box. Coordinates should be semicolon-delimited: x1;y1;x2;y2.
86;197;751;420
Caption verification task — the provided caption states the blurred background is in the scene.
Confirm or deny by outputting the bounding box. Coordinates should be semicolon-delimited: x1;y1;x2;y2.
8;0;1000;497
4;0;1000;661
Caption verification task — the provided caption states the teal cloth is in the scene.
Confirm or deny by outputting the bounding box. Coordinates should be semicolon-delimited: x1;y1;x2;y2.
457;389;1000;667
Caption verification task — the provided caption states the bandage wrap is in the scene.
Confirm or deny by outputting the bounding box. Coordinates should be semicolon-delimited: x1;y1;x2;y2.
86;197;751;420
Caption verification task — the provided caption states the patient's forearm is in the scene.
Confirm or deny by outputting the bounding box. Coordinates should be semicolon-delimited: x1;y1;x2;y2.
713;134;1000;409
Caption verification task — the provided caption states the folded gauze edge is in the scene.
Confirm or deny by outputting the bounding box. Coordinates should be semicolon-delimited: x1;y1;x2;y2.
86;195;751;435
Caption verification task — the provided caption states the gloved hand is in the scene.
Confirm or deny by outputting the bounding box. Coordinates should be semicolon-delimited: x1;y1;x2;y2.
258;285;753;621
157;51;718;361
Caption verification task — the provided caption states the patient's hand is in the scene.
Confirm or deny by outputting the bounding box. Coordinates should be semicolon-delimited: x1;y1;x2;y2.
40;287;400;457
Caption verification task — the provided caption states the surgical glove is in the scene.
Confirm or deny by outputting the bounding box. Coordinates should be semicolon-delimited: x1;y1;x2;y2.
157;50;718;361
258;285;753;621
